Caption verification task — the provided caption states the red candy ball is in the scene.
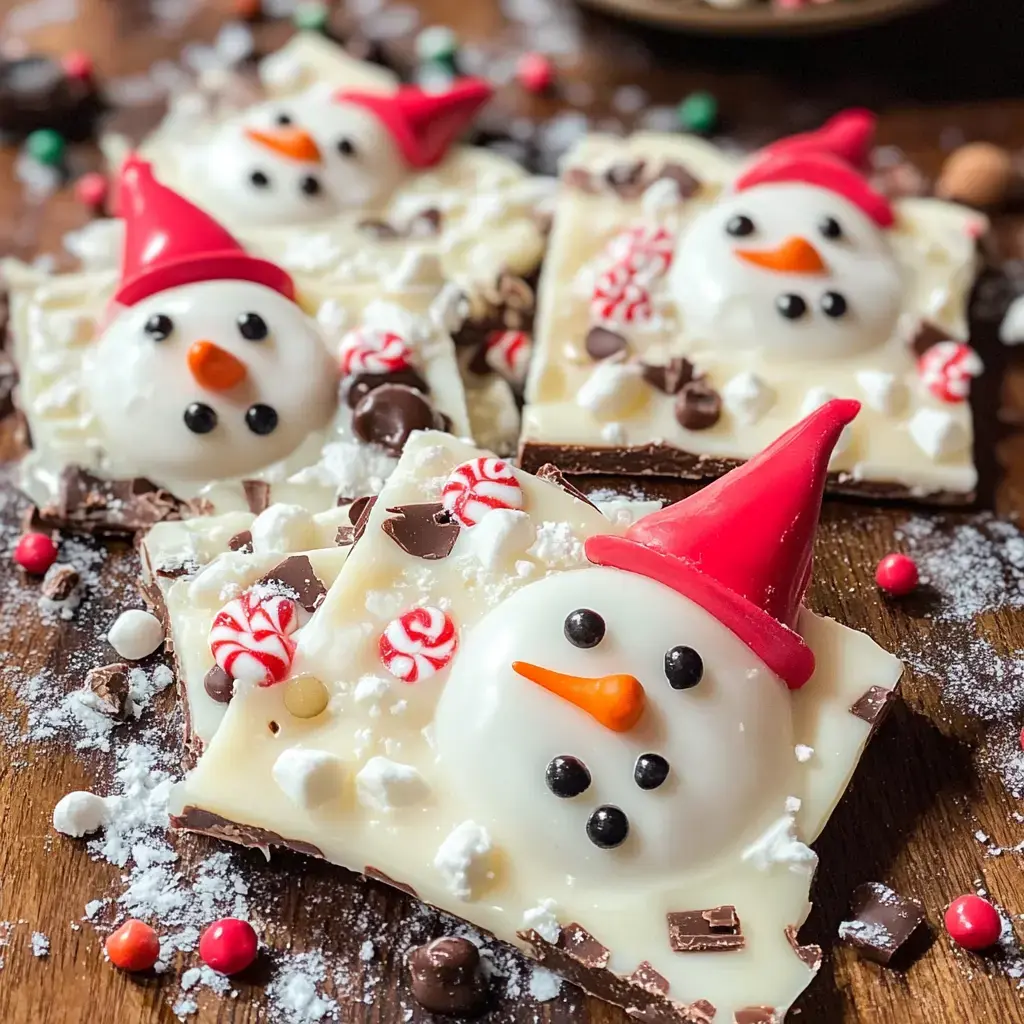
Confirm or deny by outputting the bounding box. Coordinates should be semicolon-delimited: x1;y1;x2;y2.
75;171;108;210
61;50;94;81
199;918;258;975
105;918;161;972
945;894;1002;951
875;552;919;596
14;532;58;575
517;52;554;94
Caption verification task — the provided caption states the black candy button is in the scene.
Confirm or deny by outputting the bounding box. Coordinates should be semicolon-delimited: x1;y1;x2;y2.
237;312;269;341
249;170;270;188
245;403;278;436
300;175;321;196
776;294;808;320
184;402;217;434
144;313;173;341
545;755;591;799
821;291;848;318
664;645;703;690
818;215;843;240
634;753;670;790
337;137;356;157
563;608;605;649
586;805;629;849
726;214;755;238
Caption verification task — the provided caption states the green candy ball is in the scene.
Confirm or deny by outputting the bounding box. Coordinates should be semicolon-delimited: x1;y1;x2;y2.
677;92;718;135
25;128;65;167
292;0;328;33
415;25;458;66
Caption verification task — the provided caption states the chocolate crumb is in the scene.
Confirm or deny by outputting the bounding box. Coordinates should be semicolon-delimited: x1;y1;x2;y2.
86;663;131;718
784;925;823;973
351;383;448;454
675;380;722;431
381;503;460;560
585;326;629;362
908;320;954;358
257;555;326;613
643;358;695;395
838;882;925;965
345;366;430;408
242;479;270;515
334;525;356;547
228;530;253;553
204;664;234;704
668;907;745;953
408;937;489;1017
154;560;199;580
734;1008;777;1024
41;564;80;601
850;685;896;730
351;496;378;543
626;961;670;995
535;464;599;510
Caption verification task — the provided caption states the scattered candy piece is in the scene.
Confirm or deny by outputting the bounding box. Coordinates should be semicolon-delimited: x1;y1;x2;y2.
75;171;108;210
917;341;982;403
605;223;676;278
105;919;160;972
292;0;328;32
338;327;412;377
53;790;108;837
516;52;554;94
409;936;489;1015
441;457;525;527
677;91;718;134
944;894;1002;951
936;142;1015;209
483;330;532;385
838;882;924;964
590;264;654;326
415;25;458;67
60;50;93;81
379;607;457;683
199;918;259;975
209;591;298;686
108;608;164;661
25;127;65;167
14;532;58;575
875;553;919;596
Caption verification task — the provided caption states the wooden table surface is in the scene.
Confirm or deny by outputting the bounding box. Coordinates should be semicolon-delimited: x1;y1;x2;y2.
2;1;1024;1022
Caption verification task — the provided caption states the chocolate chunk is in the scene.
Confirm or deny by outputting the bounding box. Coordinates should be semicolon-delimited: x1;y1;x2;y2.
667;907;745;952
344;366;429;408
850;685;896;730
409;207;443;236
734;1008;777;1024
535;464;599;510
41;564;80;601
257;555;326;613
204;664;234;704
585;327;629;362
350;495;378;543
656;162;701;199
643;358;696;395
334;525;356;547
408;937;489;1017
626;962;670;995
228;530;253;553
348;495;376;526
86;663;131;718
242;480;270;514
604;160;647;198
382;503;460;560
675;381;722;431
0;55;103;140
839;882;925;965
909;320;953;358
785;925;823;972
352;384;448;454
560;922;610;969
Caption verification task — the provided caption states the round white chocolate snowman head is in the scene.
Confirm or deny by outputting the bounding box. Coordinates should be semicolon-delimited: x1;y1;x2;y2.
670;182;904;359
434;566;795;882
200;92;406;224
83;279;338;484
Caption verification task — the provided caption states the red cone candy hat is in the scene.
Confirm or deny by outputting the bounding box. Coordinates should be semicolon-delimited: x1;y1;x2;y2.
735;110;894;228
585;399;861;690
113;155;296;308
333;79;492;169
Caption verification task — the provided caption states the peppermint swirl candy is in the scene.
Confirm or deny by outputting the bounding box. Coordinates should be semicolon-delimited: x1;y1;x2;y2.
605;223;675;278
917;340;982;403
590;265;653;327
441;457;524;528
338;327;413;377
379;606;457;683
209;591;298;687
484;330;532;384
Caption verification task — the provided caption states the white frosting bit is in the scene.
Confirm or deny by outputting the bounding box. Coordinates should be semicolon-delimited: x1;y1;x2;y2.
528;967;563;1003
999;295;1024;345
289;440;395;499
53;790;108;837
280;233;346;273
355;756;430;812
576;362;645;420
271;748;344;810
522;899;561;944
795;744;815;763
741;814;818;874
187;552;254;604
785;795;802;813
722;372;775;425
908;408;969;461
250;503;317;554
354;674;391;705
107;609;164;661
258;51;305;91
855;369;906;416
459;509;535;571
528;522;586;569
433;820;491;900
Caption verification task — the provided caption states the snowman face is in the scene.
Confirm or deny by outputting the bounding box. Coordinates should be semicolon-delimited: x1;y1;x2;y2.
670;183;904;359
434;566;795;883
82;280;338;484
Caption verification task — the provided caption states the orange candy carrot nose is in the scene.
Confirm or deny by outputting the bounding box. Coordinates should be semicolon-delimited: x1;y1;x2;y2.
512;661;645;732
187;341;247;391
245;126;322;164
734;235;828;275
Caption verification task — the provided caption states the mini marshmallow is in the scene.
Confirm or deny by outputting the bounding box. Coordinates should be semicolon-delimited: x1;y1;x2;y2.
908;408;969;461
459;508;535;571
722;372;775;425
741;814;818;874
999;294;1024;345
53;790;108;837
353;674;391;705
271;748;344;809
855;370;906;416
576;362;645;420
355;756;430;812
433;820;491;900
107;609;164;661
250;503;317;555
522;899;562;944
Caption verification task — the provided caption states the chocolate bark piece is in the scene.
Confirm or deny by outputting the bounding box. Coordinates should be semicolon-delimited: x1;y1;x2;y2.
204;665;234;704
351;383;448;454
242;479;270;514
41;564;80;601
86;663;131;718
585;327;629;362
381;503;460;560
0;55;103;140
228;530;253;553
838;882;925;965
909;320;954;358
643;358;696;396
171;805;324;859
408;937;489;1017
344;366;429;409
257;555;326;613
364;866;417;897
667;906;745;952
535;463;599;510
675;381;722;431
850;685;897;731
784;925;823;973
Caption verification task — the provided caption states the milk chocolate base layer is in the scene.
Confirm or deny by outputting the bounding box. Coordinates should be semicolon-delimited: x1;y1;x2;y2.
517;441;975;507
171;806;325;859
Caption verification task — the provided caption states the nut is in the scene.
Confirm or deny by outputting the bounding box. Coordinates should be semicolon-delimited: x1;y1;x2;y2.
935;142;1014;208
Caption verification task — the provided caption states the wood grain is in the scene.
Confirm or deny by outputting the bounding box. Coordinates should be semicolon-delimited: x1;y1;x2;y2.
2;0;1024;1022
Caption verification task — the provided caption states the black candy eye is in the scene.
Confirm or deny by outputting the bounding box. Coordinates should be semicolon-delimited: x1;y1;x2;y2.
300;175;321;196
250;170;270;188
563;609;605;649
275;112;293;126
664;645;703;690
819;215;843;240
634;753;670;790
726;214;755;238
337;137;356;157
820;291;848;318
545;755;591;799
776;294;808;320
237;312;269;341
184;402;217;434
245;404;278;436
144;314;173;341
586;805;629;849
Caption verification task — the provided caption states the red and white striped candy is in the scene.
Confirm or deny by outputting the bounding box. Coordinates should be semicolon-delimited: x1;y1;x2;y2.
441;457;524;527
917;341;983;403
338;327;412;377
379;606;457;683
484;330;532;384
209;591;298;687
590;265;653;327
605;224;675;278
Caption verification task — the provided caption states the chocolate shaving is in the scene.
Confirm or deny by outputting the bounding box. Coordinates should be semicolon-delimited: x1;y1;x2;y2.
643;358;696;395
667;907;745;952
257;555;326;613
171;805;324;858
350;496;377;543
381;503;460;560
563;160;701;203
585;326;629;362
334;525;356;547
626;962;670;995
785;925;823;973
535;463;599;510
734;1008;777;1024
850;685;896;730
839;882;925;965
909;320;954;358
675;380;722;431
604;159;648;198
344;366;429;409
364;866;417;897
86;663;131;718
203;664;234;704
41;564;80;601
408;937;489;1017
242;479;270;514
154;559;199;580
657;162;702;199
228;530;253;553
